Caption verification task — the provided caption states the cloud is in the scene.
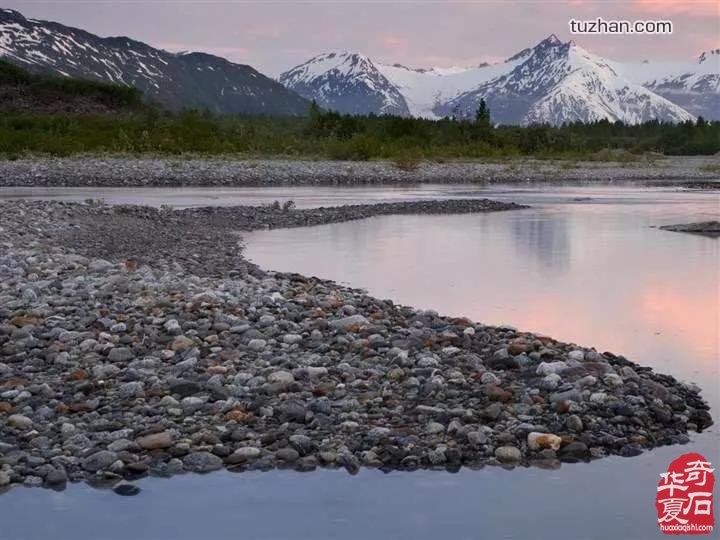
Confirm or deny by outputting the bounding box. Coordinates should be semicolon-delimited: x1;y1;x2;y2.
379;35;409;56
630;0;718;16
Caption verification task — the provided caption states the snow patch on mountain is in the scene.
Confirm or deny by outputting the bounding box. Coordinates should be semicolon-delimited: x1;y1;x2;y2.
279;52;410;116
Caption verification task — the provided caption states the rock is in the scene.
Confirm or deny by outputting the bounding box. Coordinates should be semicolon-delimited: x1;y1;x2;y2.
275;447;300;462
282;334;303;345
163;319;182;335
171;336;195;352
536;361;568;376
7;414;32;429
485;384;513;402
480;372;500;385
108;347;134;362
507;339;529;355
118;381;144;399
487;349;519;370
527;432;562;451
482;402;503;420
183;452;223;473
329;315;368;331
82;450;118;472
550;388;582;403
113;484;141;496
45;468;68;485
428;447;447;465
567;414;584;432
495;446;522;463
24;476;43;488
283;400;307;423
227;447;261;464
169;380;201;397
575;375;597;388
603;373;624;388
426;421;445;434
248;339;267;352
541;373;562;390
136;431;173;450
267;370;294;386
619;366;640;381
467;430;488;446
0;470;11;486
108;439;137;452
559;441;590;461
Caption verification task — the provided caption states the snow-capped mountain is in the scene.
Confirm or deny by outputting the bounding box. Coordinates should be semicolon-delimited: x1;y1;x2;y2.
438;36;694;125
617;50;720;120
279;52;410;116
283;35;708;125
0;8;309;115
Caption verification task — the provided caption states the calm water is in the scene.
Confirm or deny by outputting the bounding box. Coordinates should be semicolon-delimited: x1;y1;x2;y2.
1;184;718;540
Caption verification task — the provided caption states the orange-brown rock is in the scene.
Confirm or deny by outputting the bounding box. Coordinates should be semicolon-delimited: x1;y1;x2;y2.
527;432;562;451
67;369;89;381
225;409;250;423
9;315;39;327
485;384;513;402
1;377;27;388
136;431;173;450
507;339;529;355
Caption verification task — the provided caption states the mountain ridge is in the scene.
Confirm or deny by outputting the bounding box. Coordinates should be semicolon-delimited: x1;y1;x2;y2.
281;35;716;124
0;8;310;115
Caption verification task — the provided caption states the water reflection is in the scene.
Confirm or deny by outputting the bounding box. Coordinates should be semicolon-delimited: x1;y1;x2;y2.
511;211;570;270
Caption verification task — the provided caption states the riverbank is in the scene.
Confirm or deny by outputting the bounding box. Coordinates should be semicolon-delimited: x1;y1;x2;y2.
0;200;712;494
0;156;718;188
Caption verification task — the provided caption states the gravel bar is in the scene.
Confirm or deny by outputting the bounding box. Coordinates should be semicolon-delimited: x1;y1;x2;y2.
0;199;712;494
0;156;718;188
659;221;720;237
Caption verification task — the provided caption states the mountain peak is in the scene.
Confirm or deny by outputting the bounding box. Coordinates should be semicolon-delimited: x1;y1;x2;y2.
279;50;410;116
698;49;720;64
539;34;563;47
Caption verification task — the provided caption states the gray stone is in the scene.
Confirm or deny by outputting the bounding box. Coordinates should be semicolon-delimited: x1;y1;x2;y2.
248;339;267;352
7;414;33;429
136;431;173;450
495;446;522;463
45;468;68;485
108;347;134;362
275;447;300;462
267;370;294;386
567;414;584;432
329;315;368;330
183;451;223;473
227;447;261;464
82;450;118;472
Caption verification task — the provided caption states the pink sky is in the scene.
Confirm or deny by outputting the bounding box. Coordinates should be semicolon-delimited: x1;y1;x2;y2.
5;1;719;75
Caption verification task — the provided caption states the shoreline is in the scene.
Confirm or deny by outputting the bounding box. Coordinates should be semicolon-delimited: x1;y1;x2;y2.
0;156;718;189
0;200;713;494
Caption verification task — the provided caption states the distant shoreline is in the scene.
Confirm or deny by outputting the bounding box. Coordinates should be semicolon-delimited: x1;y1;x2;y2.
0;156;718;189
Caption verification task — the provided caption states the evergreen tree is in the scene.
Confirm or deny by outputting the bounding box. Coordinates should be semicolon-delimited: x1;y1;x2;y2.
475;98;491;128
